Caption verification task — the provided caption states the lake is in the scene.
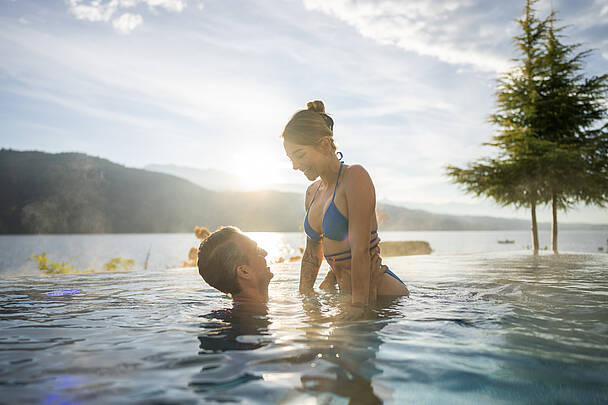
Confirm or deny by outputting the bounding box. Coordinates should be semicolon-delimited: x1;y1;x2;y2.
1;231;607;403
1;230;607;275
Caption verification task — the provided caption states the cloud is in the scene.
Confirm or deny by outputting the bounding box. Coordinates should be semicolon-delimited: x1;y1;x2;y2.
302;0;514;73
0;19;295;167
3;0;606;222
144;0;185;12
66;0;188;32
67;0;119;22
301;0;608;71
113;13;143;34
549;0;608;62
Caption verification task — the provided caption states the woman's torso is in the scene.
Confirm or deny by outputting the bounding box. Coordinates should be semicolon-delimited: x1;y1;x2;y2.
305;164;402;294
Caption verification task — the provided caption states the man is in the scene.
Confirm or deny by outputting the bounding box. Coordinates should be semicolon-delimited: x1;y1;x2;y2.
195;227;389;400
197;226;273;303
197;226;385;308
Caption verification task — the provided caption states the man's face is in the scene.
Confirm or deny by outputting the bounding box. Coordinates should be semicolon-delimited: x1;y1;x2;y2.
236;235;274;287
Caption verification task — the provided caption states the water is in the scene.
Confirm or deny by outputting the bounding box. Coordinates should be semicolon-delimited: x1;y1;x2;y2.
1;233;608;403
1;230;607;275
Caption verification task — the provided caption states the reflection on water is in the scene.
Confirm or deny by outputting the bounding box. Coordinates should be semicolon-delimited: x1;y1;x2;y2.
0;252;607;403
191;304;270;399
197;303;272;353
193;294;400;403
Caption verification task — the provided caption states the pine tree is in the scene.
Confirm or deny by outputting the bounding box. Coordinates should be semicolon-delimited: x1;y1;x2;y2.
447;0;608;255
447;0;548;255
535;11;608;253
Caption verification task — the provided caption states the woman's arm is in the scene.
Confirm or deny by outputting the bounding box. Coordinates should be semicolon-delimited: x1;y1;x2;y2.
368;244;380;303
345;165;376;305
299;181;324;293
300;236;323;293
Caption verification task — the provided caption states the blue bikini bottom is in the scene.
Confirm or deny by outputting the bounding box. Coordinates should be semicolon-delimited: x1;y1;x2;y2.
384;266;406;286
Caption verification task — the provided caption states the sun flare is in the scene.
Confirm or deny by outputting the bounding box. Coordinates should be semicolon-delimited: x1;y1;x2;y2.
230;151;284;191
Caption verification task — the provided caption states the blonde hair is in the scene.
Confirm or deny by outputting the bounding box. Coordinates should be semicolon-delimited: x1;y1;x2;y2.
281;100;337;153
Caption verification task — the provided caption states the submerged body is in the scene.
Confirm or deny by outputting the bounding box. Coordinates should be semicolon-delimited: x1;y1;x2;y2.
302;160;408;298
282;100;408;307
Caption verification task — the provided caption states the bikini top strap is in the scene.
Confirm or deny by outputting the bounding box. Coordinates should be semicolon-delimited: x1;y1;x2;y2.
308;182;322;211
331;161;343;202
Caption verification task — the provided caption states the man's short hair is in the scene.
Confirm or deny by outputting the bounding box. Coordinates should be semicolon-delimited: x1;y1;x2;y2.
197;226;250;295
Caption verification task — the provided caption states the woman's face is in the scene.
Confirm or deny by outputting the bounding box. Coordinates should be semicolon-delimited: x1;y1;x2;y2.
283;139;324;181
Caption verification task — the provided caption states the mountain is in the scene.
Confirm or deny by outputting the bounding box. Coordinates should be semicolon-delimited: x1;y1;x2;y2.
0;150;302;233
144;164;243;191
1;149;605;234
377;205;605;231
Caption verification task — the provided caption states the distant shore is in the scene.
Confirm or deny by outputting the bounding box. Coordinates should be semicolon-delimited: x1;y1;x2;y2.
2;150;607;235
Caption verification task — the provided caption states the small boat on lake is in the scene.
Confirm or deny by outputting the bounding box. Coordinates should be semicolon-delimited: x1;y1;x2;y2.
497;239;515;244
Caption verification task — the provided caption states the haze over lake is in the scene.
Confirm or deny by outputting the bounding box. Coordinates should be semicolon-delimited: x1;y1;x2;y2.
2;230;606;276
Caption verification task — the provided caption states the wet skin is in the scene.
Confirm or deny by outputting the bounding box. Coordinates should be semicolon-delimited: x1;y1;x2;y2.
284;139;408;298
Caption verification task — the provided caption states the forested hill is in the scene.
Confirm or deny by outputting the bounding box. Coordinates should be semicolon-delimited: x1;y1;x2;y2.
0;150;604;234
0;149;303;233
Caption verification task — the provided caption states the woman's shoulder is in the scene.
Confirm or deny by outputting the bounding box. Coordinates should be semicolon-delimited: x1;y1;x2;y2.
306;179;322;195
305;179;322;206
341;164;376;210
342;164;375;201
343;164;372;184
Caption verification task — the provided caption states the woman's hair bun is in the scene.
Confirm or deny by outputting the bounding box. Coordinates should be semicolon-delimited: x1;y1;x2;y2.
306;100;325;113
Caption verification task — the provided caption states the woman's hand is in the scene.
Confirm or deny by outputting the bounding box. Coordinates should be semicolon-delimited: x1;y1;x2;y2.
338;302;370;321
337;250;385;321
319;270;337;290
367;245;384;304
299;237;323;294
370;245;383;287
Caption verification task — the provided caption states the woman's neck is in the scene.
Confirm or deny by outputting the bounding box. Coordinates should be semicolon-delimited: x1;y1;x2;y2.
318;157;342;187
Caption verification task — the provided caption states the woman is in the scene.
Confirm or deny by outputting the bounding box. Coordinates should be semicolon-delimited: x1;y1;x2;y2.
282;101;408;310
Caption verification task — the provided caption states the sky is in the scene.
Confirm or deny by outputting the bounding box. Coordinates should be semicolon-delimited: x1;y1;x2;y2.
1;0;607;223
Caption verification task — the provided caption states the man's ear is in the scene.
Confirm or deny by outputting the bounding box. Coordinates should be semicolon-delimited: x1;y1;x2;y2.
236;264;251;279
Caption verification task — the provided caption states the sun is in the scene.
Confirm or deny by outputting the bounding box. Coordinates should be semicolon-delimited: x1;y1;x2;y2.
236;168;275;191
230;151;283;191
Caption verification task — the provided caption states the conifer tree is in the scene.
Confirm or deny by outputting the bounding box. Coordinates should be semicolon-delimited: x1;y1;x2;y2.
447;0;548;254
447;0;608;255
535;11;608;253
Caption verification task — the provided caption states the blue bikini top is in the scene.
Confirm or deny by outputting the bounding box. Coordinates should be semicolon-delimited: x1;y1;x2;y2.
304;159;380;263
304;161;349;242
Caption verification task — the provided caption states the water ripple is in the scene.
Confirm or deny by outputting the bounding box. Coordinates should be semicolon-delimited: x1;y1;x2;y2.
1;252;607;403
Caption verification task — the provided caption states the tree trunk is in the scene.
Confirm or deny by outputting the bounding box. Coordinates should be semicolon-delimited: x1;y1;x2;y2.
530;198;539;255
551;192;558;254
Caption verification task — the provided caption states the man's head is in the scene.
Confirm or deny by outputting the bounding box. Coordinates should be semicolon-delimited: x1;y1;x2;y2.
197;226;273;301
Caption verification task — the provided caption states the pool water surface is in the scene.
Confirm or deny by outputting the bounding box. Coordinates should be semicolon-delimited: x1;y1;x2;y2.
1;251;607;404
